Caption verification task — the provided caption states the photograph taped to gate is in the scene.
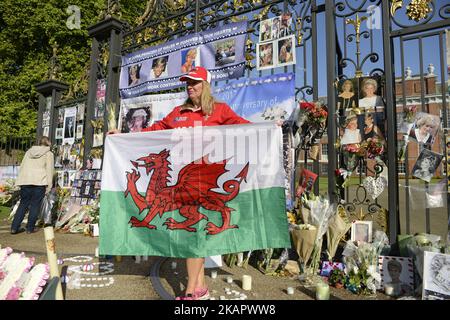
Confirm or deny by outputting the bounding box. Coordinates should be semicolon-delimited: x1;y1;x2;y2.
411;148;443;183
257;42;274;70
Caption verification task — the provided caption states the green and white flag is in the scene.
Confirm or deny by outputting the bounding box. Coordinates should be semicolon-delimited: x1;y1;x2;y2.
99;122;290;257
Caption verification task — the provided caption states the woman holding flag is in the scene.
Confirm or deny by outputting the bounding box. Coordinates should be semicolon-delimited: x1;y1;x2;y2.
109;66;250;300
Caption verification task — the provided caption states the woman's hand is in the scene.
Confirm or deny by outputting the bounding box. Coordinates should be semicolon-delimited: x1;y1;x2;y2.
107;128;120;135
276;119;284;127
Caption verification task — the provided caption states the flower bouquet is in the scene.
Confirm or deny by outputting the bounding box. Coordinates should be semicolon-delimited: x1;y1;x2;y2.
342;231;389;295
328;268;347;289
297;101;328;149
359;137;385;160
403;105;417;123
295;196;335;286
342;143;361;171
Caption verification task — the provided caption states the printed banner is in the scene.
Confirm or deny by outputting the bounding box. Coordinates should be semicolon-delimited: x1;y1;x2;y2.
119;21;248;98
213;73;296;122
99;122;290;257
118;92;187;133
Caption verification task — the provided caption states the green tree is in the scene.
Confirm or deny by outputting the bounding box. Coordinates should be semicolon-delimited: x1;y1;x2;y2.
0;0;146;138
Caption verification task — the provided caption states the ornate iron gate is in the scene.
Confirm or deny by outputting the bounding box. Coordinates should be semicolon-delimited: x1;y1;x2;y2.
48;0;449;243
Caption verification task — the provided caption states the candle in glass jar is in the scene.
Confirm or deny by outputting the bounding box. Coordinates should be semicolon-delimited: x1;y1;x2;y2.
226;276;233;283
242;275;252;291
287;287;294;295
211;270;218;279
315;282;330;300
384;283;394;296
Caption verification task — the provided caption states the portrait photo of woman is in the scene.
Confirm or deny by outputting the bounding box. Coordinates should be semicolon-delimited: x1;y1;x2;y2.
181;48;197;73
278;36;295;65
260;18;272;42
123;107;152;133
128;64;141;86
409;112;440;145
337;79;358;114
150;56;168;79
358;77;384;110
340;115;362;145
257;42;274;70
411;149;443;183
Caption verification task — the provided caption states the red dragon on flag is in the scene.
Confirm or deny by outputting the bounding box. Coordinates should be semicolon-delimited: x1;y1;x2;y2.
124;149;249;235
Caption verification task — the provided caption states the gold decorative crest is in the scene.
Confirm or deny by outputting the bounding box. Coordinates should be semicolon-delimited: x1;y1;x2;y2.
406;0;432;21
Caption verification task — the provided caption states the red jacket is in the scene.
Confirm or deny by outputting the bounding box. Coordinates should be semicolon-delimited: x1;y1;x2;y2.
142;102;250;131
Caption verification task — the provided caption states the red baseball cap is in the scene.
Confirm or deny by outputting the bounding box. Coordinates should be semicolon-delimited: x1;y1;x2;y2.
180;66;212;83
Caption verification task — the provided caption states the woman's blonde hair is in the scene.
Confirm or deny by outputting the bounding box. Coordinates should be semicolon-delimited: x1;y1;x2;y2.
416;115;435;128
342;80;353;92
362;78;378;93
182;81;216;115
187;48;197;58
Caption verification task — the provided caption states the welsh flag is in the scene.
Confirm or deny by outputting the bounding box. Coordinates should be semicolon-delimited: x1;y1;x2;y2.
99;122;290;257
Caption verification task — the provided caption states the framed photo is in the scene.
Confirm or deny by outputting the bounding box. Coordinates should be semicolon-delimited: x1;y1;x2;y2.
422;251;450;300
76;103;85;121
408;112;440;145
257;42;274;71
76;125;83;139
350;220;372;243
55;128;63;140
411;148;443;183
119;105;153;133
378;256;414;296
43;126;49;138
277;35;295;67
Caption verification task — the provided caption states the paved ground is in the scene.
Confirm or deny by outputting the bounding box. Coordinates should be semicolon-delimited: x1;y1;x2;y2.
0;213;397;301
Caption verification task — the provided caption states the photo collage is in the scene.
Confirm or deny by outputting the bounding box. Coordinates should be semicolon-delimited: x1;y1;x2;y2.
54;103;85;171
257;12;296;71
336;76;387;171
69;170;102;206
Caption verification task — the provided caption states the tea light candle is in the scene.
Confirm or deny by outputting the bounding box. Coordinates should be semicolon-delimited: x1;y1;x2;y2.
384;284;394;296
242;275;252;291
315;282;330;300
171;261;177;269
211;270;218;279
287;287;294;295
226;276;233;283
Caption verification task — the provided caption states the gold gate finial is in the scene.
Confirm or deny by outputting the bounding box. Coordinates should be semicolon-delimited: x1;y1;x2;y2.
346;14;368;78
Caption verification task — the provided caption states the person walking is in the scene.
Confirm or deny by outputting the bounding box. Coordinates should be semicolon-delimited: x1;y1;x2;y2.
11;136;54;234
